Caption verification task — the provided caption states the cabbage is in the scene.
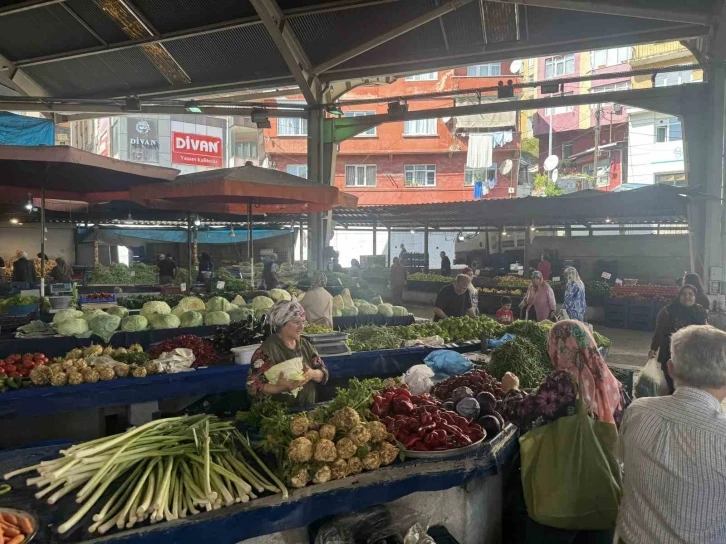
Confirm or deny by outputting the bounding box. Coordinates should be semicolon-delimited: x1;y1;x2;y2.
353;299;367;308
148;313;181;330
106;306;129;319
180;310;204;328
229;307;254;323
332;295;345;310
56;318;90;337
377;303;394;317
228;303;239;311
171;304;186;318
359;303;378;315
269;288;291;302
371;295;383;306
251;296;274;310
340;306;359;317
206;296;232;312
392;306;408;317
232;295;246;306
82;309;105;322
121;315;148;332
204;311;230;326
53;309;83;324
176;296;206;312
254;308;269;320
140;301;171;319
332;308;342;317
88;313;121;342
341;288;355;308
264;357;305;397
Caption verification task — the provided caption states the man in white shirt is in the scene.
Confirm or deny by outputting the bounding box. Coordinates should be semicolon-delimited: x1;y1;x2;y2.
618;325;726;544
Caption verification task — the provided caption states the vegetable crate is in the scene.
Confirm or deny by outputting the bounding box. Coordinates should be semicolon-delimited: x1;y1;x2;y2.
79;293;116;304
627;300;655;332
7;303;39;316
604;301;628;329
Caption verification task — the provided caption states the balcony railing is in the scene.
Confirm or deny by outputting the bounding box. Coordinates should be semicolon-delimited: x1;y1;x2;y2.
633;42;687;60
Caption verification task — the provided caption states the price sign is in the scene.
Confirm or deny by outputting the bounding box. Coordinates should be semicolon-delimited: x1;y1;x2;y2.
129;270;136;277
615;278;623;285
552;276;561;282
180;283;186;292
517;269;524;276
216;281;225;290
601;272;612;280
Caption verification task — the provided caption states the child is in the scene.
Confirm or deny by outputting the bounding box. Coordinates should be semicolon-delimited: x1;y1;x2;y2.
495;296;514;324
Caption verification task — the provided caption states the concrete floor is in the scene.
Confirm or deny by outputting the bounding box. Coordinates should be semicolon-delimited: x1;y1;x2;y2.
405;304;651;369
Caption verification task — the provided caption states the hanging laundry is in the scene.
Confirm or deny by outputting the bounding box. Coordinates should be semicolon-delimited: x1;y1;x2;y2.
466;133;493;169
492;131;514;148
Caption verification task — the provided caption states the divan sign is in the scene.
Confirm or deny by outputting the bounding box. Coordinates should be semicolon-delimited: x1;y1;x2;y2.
171;131;223;167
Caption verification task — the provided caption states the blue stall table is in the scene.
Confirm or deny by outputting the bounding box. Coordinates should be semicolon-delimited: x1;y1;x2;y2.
0;426;518;544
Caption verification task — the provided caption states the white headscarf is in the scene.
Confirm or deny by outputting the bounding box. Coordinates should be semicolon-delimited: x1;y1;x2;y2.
564;266;585;292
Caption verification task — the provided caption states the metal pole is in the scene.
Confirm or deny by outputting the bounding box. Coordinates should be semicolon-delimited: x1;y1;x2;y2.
248;202;254;286
548;108;553;180
40;185;45;297
423;226;429;273
387;228;392;266
594;104;601;187
186;214;192;289
372;220;377;256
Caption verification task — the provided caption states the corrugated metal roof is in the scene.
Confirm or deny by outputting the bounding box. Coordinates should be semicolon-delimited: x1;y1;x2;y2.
163;26;288;84
482;2;518;44
0;3;100;60
23;48;171;96
131;0;257;34
440;2;485;50
65;0;131;44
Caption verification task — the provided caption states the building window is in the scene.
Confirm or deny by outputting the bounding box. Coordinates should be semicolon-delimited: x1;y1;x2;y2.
655;172;687;187
655;70;694;87
464;165;497;186
403;118;437;136
590;81;631;108
405;72;437;81
655;117;682;143
404;164;436;186
466;63;501;77
591;47;632;67
286;164;308;178
544;54;575;78
277;117;307;136
345;164;376;187
562;142;573;159
344;111;376;136
544;92;574;116
234;140;257;158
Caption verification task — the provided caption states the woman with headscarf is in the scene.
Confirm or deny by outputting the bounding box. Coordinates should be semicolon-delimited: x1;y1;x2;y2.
50;257;73;283
519;270;556;322
463;266;479;316
500;321;630;543
562;266;586;322
649;284;708;394
300;271;334;328
247;299;329;407
683;272;710;311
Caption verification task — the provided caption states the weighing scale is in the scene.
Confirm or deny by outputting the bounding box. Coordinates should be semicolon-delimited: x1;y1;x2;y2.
48;283;73;313
302;332;351;357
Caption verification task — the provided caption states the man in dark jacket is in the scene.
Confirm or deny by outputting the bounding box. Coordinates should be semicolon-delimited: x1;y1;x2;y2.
440;251;452;277
158;254;177;285
12;252;36;283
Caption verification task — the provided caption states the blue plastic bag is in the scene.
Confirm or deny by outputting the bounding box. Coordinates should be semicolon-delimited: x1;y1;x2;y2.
488;333;516;349
424;350;473;375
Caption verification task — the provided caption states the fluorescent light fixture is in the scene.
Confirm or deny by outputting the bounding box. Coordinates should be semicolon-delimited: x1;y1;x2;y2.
185;100;202;113
605;217;612;223
9;218;18;224
327;104;343;116
193;217;201;227
410;229;415;234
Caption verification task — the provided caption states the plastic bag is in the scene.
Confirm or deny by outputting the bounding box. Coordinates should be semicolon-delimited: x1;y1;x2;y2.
424;350;473;375
403;335;445;348
152;348;196;374
487;333;515;350
314;504;430;544
634;357;668;398
402;364;435;395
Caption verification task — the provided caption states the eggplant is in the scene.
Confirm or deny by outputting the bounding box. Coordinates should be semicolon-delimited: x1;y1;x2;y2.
476;391;497;411
451;386;474;405
477;415;501;437
456;397;480;420
442;401;455;411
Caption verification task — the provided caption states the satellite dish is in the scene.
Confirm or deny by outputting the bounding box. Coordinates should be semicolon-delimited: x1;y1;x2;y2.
510;60;522;74
441;117;451;123
551;168;559;182
543;154;559;172
499;159;513;176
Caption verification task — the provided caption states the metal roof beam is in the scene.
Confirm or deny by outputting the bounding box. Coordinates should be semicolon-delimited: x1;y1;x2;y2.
483;0;713;25
313;0;475;74
0;0;65;16
249;0;319;104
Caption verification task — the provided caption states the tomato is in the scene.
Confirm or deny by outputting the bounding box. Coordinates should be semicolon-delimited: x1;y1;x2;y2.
4;365;16;372
6;371;20;378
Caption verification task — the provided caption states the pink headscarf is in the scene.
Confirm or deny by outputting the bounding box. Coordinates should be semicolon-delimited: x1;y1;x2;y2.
548;320;623;424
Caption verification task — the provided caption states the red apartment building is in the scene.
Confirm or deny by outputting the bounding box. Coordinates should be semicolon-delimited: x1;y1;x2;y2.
264;64;522;205
531;49;632;191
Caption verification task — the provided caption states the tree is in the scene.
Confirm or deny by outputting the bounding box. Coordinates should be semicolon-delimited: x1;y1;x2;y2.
532;173;563;197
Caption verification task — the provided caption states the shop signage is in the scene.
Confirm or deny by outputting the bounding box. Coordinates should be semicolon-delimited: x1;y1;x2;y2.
172;132;223;167
128;118;159;163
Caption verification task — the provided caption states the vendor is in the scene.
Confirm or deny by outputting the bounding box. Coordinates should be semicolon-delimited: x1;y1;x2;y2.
262;253;279;289
519;270;556;322
50;257;73;283
197;253;214;283
247;299;328;407
300;271;334;328
349;259;362;278
390;257;407;305
11;251;36;283
158;254;176;285
463;267;479;316
433;274;475;322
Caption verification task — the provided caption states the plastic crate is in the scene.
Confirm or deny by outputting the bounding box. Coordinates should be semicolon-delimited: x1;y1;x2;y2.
604;316;627;329
606;297;630;307
79;293;116;304
627;315;655;331
7;303;39;315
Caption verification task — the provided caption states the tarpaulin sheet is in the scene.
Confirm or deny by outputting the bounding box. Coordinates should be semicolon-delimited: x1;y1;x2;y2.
0;111;54;146
77;227;292;246
0;427;517;544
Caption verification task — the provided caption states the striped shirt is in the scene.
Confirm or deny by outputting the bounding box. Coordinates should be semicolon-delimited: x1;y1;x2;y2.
617;387;726;544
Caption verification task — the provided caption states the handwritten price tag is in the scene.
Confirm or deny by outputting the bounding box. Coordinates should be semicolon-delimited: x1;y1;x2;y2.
552;276;560;282
601;272;612;280
216;281;225;289
180;283;186;292
615;278;623;285
517;269;524;276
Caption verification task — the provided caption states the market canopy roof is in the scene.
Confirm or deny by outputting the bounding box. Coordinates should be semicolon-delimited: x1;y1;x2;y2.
0;0;715;101
130;163;358;210
321;185;690;229
0;145;179;200
77;227;292;246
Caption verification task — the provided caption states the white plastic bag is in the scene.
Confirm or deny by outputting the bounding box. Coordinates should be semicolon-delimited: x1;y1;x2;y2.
402;364;435;395
634;358;668;398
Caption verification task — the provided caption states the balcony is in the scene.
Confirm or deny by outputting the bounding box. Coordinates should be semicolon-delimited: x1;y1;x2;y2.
631;42;693;66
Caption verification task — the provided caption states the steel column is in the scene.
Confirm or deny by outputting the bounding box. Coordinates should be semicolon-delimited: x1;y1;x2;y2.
423;226;429;273
387;228;392;266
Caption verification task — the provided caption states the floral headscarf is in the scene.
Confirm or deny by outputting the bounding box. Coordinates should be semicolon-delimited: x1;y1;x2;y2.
268;298;306;330
310;271;327;289
564;266;585;291
548;320;622;424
